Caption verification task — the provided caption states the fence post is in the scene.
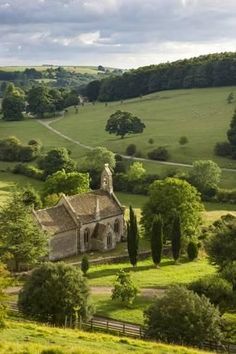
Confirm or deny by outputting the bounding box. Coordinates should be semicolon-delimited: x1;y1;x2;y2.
106;320;109;332
123;323;125;335
90;318;93;331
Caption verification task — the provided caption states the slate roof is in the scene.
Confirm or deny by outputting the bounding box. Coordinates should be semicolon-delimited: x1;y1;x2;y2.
34;189;123;234
66;189;123;224
35;204;76;235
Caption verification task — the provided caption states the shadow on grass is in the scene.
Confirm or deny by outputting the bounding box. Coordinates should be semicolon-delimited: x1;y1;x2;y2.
88;258;177;280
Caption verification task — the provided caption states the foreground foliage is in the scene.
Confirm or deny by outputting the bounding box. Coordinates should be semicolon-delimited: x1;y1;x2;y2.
144;285;224;347
18;262;92;325
0;190;47;271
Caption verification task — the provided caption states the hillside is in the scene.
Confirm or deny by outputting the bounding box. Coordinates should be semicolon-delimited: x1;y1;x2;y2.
88;52;236;102
0;65;101;75
0;86;236;204
50;86;236;188
0;319;212;354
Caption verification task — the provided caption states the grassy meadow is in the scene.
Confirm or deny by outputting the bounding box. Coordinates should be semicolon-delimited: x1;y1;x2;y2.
0;65;100;75
51;86;236;169
87;257;216;288
0;320;212;354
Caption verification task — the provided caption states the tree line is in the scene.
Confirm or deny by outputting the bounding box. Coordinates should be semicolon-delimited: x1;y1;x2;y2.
85;52;236;101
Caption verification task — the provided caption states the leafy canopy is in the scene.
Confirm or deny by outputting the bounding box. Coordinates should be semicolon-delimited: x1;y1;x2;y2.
44;170;89;196
18;262;92;325
112;270;138;305
144;285;224;346
142;178;203;239
105;110;145;139
0;190;48;271
189;160;222;195
83;146;116;172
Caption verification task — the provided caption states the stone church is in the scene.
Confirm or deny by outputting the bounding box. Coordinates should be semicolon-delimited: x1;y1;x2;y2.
34;164;126;260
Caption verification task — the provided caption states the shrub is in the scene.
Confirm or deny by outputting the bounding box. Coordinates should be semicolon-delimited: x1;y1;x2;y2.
148;138;154;144
81;255;89;276
214;141;232;157
189;275;234;313
126;144;137;156
187;241;198;261
216;188;236;204
147;147;170;161
220;261;236;290
179;136;188;145
18;262;92;325
0;136;40;162
112;270;138;305
144;285;224;346
206;215;236;269
13;163;44;180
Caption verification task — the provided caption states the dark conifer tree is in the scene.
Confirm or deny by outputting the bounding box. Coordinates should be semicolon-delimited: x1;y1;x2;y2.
171;214;181;262
127;206;139;266
151;215;163;267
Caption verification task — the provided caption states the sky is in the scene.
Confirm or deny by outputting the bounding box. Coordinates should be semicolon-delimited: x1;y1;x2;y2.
0;0;236;69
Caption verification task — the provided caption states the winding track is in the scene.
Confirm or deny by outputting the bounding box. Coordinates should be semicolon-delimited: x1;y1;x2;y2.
38;118;236;173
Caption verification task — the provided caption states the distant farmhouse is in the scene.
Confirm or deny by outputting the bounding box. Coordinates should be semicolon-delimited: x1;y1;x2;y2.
34;164;126;260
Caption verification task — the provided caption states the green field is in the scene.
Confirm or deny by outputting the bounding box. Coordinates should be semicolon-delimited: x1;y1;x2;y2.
87;257;216;288
1;86;236;205
0;65;100;75
51;86;236;168
0;320;210;354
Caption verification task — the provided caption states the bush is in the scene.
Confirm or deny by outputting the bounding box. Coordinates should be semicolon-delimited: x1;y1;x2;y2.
126;144;137;156
216;188;236;204
220;261;236;290
144;285;224;346
187;241;198;261
147;147;170;161
148;138;154;144
179;136;188;145
81;255;89;276
214;141;232;157
206;215;236;269
18;262;92;325
13;163;44;180
112;270;138;306
189;275;234;313
0;136;40;162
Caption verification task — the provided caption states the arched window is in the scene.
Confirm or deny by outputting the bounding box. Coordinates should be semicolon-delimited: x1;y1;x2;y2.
114;219;120;234
107;233;112;248
84;228;90;247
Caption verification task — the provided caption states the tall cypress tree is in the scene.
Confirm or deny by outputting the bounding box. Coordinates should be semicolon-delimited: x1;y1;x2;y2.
151;215;163;267
171;214;181;262
127;206;139;266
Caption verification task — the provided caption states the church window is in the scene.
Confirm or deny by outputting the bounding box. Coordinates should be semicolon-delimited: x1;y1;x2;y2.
107;233;112;247
84;228;90;247
114;219;120;233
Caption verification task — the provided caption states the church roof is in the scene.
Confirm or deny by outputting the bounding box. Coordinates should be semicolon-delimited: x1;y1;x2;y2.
66;189;123;224
34;204;77;235
34;189;123;235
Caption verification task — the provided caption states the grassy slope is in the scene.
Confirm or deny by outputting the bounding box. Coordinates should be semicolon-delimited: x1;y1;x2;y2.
51;86;236;170
0;320;210;354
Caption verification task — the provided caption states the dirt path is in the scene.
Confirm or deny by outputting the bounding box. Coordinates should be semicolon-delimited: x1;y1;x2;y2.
38;118;236;173
6;285;165;298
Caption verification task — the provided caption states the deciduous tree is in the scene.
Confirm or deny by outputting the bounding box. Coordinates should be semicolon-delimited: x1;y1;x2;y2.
141;178;203;240
105;110;145;139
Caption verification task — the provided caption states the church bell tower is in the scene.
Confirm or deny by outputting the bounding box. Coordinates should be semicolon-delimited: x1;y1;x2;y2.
101;164;113;194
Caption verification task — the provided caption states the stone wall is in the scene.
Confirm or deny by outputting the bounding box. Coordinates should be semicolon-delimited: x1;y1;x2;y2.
49;229;77;260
